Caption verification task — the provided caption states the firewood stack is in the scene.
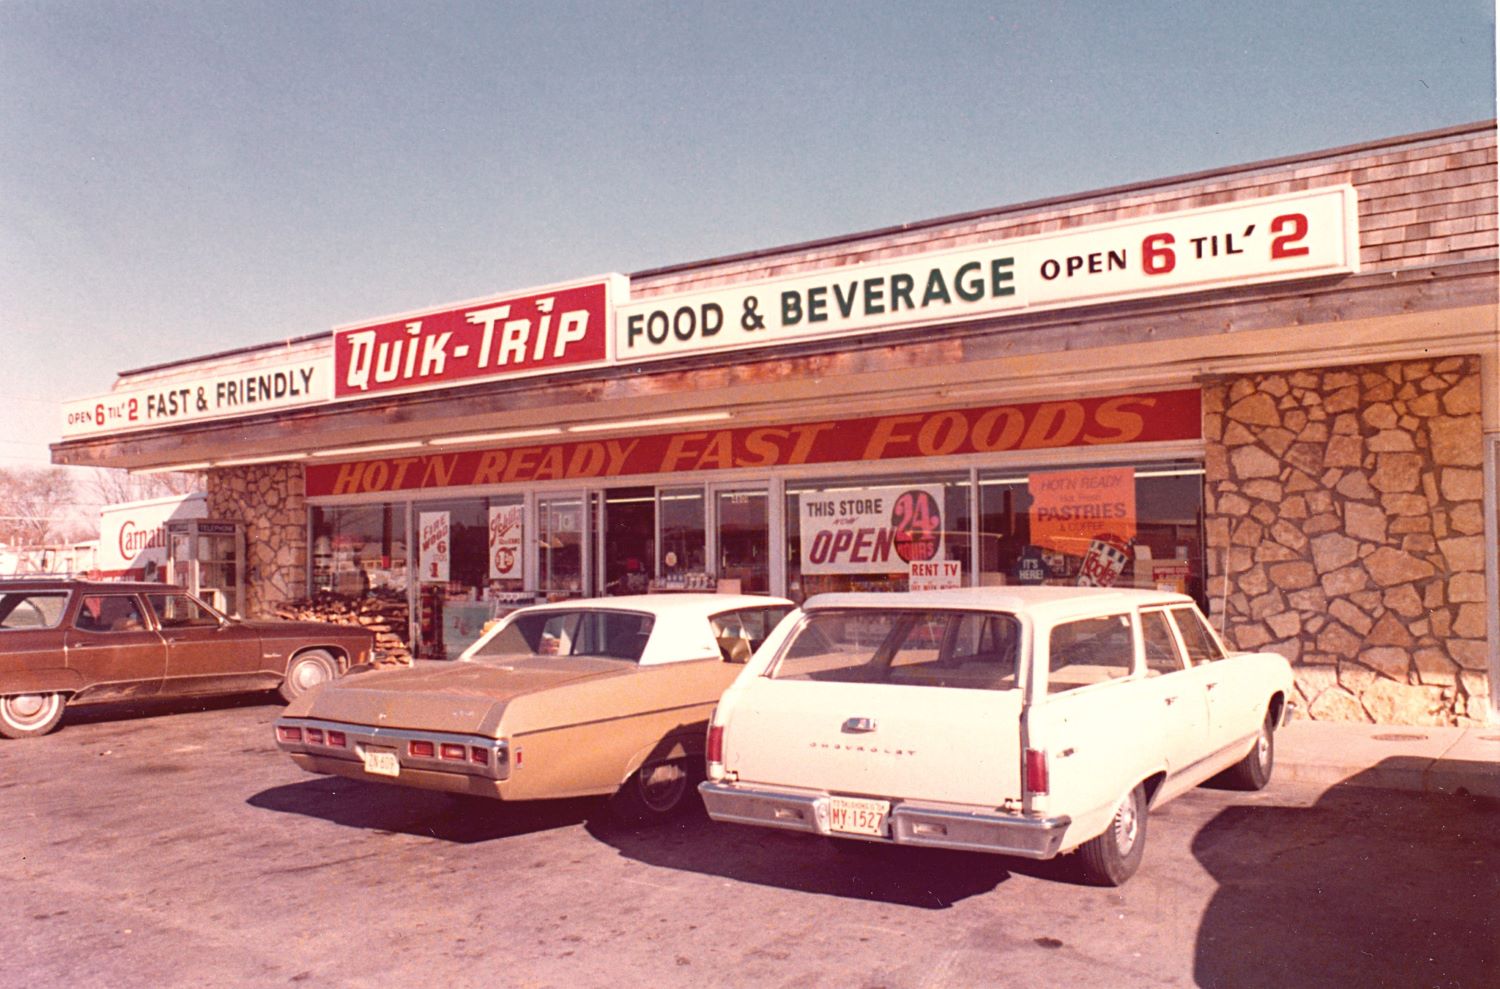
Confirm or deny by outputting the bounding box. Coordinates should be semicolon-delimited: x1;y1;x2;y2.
274;591;413;666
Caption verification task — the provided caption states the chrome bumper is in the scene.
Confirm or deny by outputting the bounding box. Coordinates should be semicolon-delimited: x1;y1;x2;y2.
275;716;510;781
699;781;1071;859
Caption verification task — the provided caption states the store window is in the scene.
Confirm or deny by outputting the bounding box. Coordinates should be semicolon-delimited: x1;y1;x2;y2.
413;495;526;660
978;460;1206;609
657;487;707;588
539;493;586;600
716;487;770;594
785;472;971;602
310;504;407;600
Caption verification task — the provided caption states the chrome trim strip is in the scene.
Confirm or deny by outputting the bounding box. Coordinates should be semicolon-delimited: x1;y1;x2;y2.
276;716;510;780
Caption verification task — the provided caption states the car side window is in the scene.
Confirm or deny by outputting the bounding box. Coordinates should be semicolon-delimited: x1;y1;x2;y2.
1170;606;1226;664
1141;610;1187;676
0;592;68;629
1047;614;1135;693
75;595;146;633
147;594;220;629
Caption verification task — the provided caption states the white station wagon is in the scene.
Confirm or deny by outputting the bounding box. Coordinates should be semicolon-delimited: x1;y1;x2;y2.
699;587;1294;885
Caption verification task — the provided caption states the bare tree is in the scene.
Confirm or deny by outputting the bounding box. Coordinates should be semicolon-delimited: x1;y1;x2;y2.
0;467;78;546
86;467;204;505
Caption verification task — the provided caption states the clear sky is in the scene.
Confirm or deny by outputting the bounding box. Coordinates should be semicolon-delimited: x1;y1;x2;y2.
2;1;1494;470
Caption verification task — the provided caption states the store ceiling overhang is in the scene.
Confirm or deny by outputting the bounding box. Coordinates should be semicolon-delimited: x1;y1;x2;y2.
50;262;1498;473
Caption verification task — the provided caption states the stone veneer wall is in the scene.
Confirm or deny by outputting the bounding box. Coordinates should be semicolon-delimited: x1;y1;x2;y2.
205;463;308;618
1204;356;1489;726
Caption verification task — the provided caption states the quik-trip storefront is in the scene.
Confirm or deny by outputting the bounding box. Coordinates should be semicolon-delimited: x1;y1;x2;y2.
55;121;1499;726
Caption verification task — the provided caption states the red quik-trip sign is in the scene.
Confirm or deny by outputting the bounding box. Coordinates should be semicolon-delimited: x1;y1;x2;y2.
332;278;617;399
307;389;1200;497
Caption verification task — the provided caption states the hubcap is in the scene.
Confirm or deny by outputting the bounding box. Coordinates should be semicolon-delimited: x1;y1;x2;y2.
638;762;687;812
4;693;54;726
1113;794;1140;856
1257;728;1272;767
293;660;328;691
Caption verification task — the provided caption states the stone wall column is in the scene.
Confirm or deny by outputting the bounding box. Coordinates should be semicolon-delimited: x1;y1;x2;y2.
205;463;308;618
1204;356;1488;726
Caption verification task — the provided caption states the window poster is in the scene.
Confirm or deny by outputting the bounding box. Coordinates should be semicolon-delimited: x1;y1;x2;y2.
1027;468;1137;587
488;504;524;580
418;511;451;583
799;484;945;575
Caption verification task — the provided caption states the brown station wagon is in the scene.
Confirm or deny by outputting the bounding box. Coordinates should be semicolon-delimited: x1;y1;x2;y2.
276;594;793;823
0;579;377;739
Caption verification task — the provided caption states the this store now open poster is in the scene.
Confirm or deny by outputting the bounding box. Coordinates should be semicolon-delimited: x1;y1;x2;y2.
419;511;451;583
488;504;523;580
1028;468;1137;556
799;484;945;575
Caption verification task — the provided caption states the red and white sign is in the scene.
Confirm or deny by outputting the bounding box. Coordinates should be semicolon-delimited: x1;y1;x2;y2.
419;511;451;583
909;559;962;591
616;186;1358;362
488;504;523;580
96;493;207;579
799;485;945;576
333;275;624;399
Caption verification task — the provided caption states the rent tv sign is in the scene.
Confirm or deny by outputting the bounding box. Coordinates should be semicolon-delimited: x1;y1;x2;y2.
615;186;1358;362
333;274;626;399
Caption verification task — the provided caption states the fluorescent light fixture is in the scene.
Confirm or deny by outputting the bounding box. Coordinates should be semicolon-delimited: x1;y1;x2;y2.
310;441;426;458
214;452;310;467
566;411;732;434
429;427;564;446
129;462;211;475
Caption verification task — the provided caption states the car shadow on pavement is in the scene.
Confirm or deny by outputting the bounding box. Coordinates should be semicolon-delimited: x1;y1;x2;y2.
61;690;279;729
1192;760;1499;989
588;809;1051;908
248;776;603;844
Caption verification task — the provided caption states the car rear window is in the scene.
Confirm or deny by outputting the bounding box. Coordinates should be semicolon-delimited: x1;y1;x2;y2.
473;610;655;662
0;591;69;629
770;609;1018;690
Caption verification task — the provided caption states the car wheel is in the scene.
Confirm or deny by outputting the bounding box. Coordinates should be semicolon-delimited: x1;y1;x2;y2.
0;692;66;739
610;759;693;825
279;649;338;703
1075;783;1148;887
1222;709;1276;791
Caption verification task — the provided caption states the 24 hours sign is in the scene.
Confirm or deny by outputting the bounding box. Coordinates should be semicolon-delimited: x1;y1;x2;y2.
799;485;945;575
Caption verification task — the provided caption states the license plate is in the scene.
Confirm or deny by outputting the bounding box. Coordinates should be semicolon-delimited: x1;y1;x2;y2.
829;796;890;837
362;746;400;778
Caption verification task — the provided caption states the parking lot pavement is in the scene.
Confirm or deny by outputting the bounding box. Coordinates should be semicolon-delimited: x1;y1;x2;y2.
3;696;1496;989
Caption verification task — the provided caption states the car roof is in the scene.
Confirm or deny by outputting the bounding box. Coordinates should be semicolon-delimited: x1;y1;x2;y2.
518;593;793;617
0;578;187;594
803;586;1196;623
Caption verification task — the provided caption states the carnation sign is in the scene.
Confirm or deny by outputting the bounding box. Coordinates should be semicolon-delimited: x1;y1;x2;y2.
799;485;945;575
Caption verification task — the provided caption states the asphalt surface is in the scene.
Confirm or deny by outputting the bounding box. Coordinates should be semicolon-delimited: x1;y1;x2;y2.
2;694;1497;989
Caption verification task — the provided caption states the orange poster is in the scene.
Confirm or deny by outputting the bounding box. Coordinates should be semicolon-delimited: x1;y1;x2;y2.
1028;468;1137;556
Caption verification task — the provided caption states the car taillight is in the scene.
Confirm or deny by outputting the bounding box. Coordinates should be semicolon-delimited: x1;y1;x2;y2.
305;728;324;745
277;725;302;743
470;747;489;765
409;740;435;758
327;730;347;748
706;724;724;765
1024;748;1049;795
440;743;466;761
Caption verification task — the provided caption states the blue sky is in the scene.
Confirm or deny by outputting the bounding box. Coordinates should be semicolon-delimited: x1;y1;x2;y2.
2;1;1494;470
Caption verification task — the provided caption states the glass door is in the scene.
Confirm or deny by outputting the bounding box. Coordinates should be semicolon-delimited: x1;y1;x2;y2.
537;492;587;600
713;485;770;595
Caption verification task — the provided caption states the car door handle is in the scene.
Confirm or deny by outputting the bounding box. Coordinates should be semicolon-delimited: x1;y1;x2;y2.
1164;695;1178;706
842;717;877;733
1205;681;1219;691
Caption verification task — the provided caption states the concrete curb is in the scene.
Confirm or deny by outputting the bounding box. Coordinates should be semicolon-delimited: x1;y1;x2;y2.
1276;721;1500;799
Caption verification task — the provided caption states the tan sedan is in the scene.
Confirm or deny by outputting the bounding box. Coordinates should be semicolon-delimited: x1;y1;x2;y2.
275;594;793;822
0;579;376;738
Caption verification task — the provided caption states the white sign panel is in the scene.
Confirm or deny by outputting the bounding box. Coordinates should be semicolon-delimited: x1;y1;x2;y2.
799;484;945;575
419;511;451;583
96;493;207;579
909;560;962;592
61;358;333;439
617;186;1358;363
488;504;524;580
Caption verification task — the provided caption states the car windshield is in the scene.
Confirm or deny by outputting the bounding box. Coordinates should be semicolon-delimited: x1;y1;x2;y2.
470;609;655;663
770;608;1019;690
